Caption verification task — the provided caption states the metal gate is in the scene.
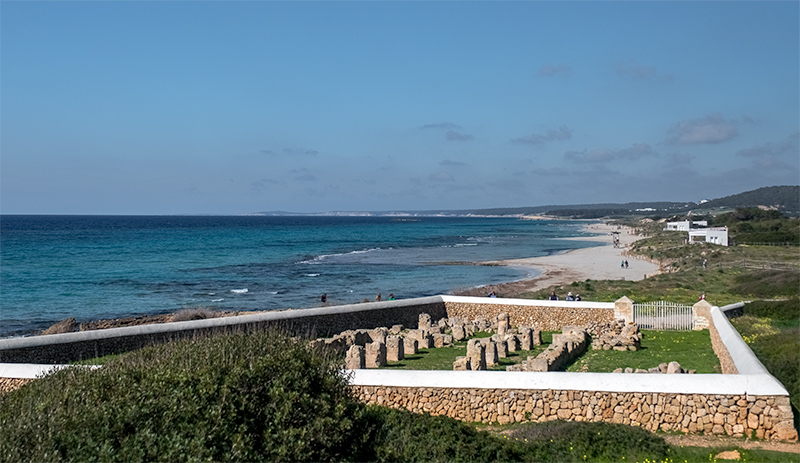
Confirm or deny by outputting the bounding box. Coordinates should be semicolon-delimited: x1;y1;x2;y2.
633;301;694;331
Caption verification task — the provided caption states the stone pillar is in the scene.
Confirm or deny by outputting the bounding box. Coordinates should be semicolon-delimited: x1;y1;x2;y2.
404;337;418;354
386;336;404;362
497;313;509;336
485;341;498;367
532;329;542;346
345;345;365;369
615;296;634;324
507;335;519;352
466;339;486;370
693;299;712;331
365;342;386;368
518;326;533;351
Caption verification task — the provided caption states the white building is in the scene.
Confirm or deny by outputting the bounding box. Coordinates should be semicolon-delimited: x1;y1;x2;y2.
665;220;708;231
688;227;729;246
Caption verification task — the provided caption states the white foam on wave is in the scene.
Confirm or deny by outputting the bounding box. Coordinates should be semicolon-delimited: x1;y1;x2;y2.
296;247;382;264
305;273;320;277
230;288;249;294
211;298;224;302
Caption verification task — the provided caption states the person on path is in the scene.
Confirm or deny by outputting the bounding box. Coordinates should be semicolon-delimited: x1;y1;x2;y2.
575;294;582;301
625;260;629;269
376;293;382;302
389;293;395;300
321;293;327;305
549;291;558;301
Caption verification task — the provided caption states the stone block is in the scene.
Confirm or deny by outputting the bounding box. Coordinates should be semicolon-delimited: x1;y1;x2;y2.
667;361;682;374
345;345;365;369
453;356;470;371
390;324;403;334
418;313;432;330
496;338;508;358
386;335;404;362
365;341;386;368
369;327;388;344
452;324;466;341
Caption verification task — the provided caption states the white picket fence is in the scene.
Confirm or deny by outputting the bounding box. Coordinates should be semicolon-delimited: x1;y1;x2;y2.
633;301;694;331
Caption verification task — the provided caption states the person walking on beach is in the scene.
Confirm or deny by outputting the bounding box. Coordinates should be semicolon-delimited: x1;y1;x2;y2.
621;260;625;269
625;260;629;269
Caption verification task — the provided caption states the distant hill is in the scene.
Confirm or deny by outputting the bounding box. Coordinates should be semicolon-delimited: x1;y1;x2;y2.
253;185;799;217
699;186;799;214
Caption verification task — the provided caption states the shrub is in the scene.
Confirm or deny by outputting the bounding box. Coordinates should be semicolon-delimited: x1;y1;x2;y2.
363;406;526;462
507;420;670;462
0;330;365;462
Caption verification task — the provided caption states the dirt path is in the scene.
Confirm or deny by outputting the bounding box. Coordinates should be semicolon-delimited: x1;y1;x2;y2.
662;433;800;454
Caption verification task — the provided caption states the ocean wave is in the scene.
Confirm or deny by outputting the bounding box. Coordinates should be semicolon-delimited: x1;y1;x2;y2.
296;247;382;264
211;298;224;302
230;288;249;294
305;273;320;277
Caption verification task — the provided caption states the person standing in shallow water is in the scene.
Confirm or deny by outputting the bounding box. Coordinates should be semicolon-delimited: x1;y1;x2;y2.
321;293;327;306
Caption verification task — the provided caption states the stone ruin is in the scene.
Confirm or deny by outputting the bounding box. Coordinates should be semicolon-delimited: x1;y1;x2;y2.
452;313;543;371
590;319;642;351
507;325;589;372
613;361;696;375
311;312;459;369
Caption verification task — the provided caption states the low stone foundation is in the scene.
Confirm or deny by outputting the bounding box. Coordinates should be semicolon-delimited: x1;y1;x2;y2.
352;386;797;440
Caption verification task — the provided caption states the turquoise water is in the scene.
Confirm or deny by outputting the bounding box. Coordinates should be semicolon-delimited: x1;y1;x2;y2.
0;215;600;337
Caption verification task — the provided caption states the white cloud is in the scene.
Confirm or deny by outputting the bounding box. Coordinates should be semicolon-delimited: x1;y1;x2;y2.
445;130;474;141
665;114;738;145
564;143;655;163
511;126;572;145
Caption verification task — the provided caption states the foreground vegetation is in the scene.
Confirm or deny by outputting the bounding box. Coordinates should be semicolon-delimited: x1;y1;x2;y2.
3;330;797;462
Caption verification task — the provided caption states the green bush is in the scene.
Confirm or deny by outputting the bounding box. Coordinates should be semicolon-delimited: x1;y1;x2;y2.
505;420;670;462
0;330;365;462
363;406;525;462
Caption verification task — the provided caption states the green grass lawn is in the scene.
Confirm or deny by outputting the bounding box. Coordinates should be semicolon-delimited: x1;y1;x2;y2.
567;329;720;373
382;331;557;370
380;329;720;374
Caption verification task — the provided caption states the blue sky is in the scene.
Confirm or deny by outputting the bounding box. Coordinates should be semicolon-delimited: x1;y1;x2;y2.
2;1;798;214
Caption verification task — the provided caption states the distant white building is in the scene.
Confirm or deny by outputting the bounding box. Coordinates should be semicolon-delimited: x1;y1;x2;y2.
688;227;729;246
665;220;708;231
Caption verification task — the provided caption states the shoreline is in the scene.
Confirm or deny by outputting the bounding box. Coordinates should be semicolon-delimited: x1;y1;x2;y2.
454;222;660;298
37;220;658;335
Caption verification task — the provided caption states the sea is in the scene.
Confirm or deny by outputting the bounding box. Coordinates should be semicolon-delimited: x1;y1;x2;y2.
0;215;602;338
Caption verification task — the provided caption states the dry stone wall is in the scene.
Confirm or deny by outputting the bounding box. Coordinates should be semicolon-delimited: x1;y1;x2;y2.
443;302;614;331
352;386;797;441
694;300;737;374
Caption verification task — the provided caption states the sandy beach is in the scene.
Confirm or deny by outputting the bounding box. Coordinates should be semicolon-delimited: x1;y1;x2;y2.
456;222;660;298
